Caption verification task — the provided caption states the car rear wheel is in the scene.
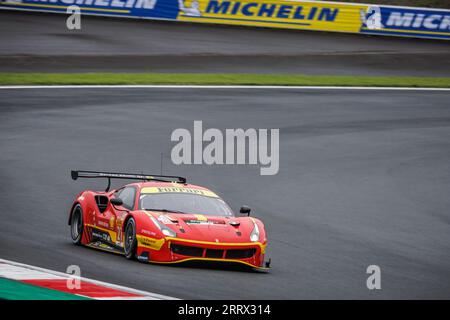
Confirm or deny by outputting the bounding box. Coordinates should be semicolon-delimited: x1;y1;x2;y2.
124;218;137;260
70;204;83;245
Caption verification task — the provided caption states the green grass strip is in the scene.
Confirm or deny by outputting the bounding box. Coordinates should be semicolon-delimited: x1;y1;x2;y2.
0;278;90;300
0;73;449;87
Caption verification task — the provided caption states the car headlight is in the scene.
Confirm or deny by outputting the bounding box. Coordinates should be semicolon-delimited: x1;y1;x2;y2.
150;216;177;238
250;221;260;242
162;228;177;237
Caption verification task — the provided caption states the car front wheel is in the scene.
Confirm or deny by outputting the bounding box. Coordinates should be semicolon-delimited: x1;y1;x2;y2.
124;218;137;260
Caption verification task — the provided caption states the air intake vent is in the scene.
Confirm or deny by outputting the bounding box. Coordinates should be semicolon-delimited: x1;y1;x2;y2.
225;248;256;259
171;244;203;257
95;195;108;213
205;249;223;258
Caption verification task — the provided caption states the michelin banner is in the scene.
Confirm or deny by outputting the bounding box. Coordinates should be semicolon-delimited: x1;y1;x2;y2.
0;0;180;19
1;0;449;39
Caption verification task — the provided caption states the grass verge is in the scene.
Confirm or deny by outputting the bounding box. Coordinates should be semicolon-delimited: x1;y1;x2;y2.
0;73;449;87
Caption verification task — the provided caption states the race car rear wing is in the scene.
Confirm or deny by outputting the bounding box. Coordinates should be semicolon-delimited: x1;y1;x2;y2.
71;170;186;191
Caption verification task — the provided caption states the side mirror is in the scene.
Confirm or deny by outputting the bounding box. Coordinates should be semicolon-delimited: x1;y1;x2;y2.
239;205;251;216
110;198;123;206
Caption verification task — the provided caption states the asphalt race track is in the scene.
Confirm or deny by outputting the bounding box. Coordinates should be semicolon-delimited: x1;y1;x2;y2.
1;10;450;76
1;9;450;299
1;87;450;299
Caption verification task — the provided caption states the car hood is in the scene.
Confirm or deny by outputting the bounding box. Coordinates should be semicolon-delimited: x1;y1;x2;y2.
159;213;256;243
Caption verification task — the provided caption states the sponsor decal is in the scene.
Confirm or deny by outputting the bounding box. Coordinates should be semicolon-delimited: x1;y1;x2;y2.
158;215;175;224
178;0;365;33
360;5;383;30
137;254;149;262
1;0;179;19
97;220;109;228
141;186;218;198
178;0;200;16
136;235;165;250
360;6;450;38
2;0;448;39
115;217;124;241
203;0;339;21
92;230;111;242
184;220;213;225
142;229;157;237
7;0;159;10
88;224;118;243
384;9;450;31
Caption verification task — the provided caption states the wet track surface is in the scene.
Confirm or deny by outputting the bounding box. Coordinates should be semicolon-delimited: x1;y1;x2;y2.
1;88;450;299
0;10;449;76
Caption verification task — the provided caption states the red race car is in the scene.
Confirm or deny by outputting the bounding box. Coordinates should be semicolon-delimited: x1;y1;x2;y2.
69;170;270;270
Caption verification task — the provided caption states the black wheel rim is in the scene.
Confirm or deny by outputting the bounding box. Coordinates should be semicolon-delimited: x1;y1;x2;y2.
71;207;82;240
125;222;134;254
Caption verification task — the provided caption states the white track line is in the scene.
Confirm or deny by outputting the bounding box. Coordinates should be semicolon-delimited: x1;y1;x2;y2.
0;85;449;91
0;258;178;300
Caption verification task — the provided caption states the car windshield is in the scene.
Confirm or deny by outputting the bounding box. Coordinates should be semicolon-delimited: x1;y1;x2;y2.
139;193;234;217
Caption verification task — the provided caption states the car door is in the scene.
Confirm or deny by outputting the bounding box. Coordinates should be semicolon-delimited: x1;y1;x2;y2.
93;194;118;245
109;186;136;247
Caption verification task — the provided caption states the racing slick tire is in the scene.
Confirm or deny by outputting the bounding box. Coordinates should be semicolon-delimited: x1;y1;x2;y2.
70;204;84;245
124;218;137;260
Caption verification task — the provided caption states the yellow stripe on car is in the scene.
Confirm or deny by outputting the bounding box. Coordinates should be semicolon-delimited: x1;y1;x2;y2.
165;237;266;252
150;257;268;269
136;235;165;250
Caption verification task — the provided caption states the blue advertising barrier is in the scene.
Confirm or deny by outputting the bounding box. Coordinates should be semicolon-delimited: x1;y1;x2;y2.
360;4;450;39
0;0;180;19
0;0;449;40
